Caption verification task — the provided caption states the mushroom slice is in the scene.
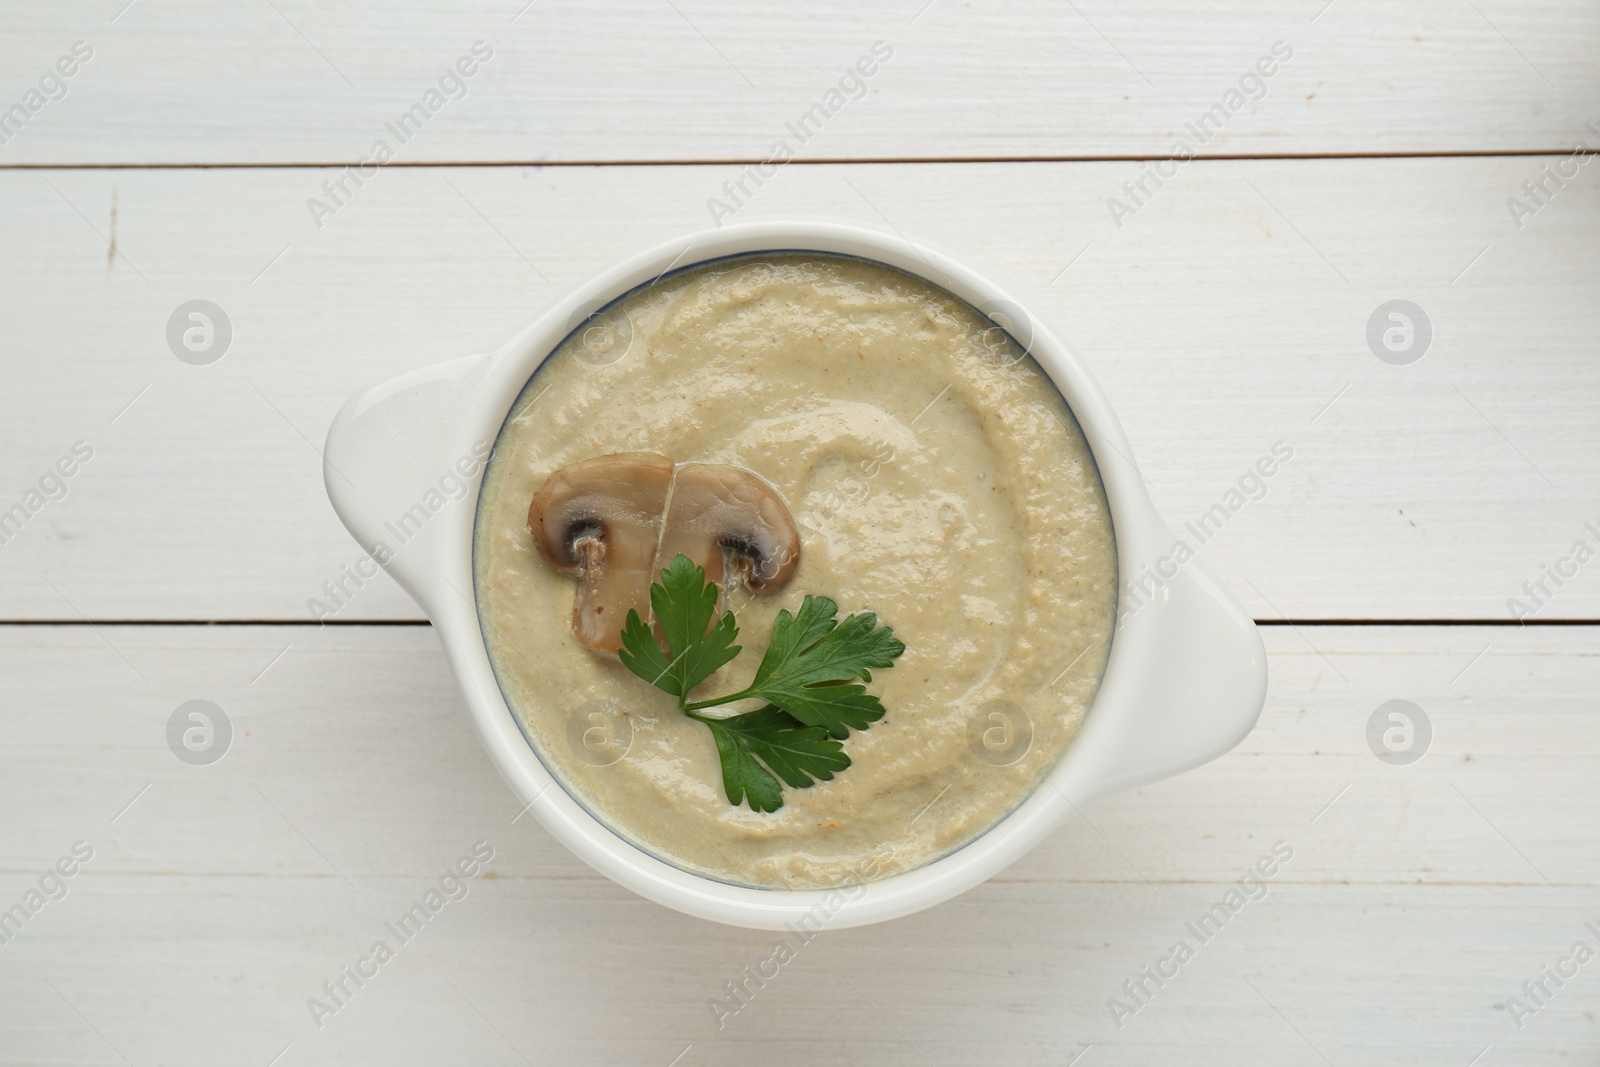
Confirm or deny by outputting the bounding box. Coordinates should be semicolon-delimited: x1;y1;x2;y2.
656;463;801;605
527;452;674;653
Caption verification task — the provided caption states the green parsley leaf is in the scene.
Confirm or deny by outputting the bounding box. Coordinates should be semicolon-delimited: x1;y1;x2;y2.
614;553;905;811
616;610;675;691
695;706;850;813
738;596;907;739
617;555;741;699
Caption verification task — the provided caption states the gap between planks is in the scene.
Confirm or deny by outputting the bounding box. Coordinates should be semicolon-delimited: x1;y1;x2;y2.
0;148;1580;170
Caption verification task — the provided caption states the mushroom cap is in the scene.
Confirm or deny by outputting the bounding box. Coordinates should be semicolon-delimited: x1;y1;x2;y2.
527;452;673;653
657;462;802;594
526;453;801;655
527;451;674;571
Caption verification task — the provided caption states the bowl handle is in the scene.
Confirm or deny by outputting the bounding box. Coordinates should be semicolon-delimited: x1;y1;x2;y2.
322;353;493;618
1062;534;1268;803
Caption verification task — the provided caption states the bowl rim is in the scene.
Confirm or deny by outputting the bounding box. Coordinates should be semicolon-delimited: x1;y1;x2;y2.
324;218;1267;930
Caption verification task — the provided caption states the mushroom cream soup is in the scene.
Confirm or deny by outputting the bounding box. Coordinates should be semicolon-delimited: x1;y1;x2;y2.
473;253;1117;890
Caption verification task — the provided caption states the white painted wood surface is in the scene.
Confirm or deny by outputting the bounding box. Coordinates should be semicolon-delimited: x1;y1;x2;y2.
1;624;1593;1065
3;3;1597;1064
0;1;1597;163
1;159;1597;622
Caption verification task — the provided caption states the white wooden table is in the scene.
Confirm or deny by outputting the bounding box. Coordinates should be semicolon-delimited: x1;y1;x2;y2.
3;3;1598;1064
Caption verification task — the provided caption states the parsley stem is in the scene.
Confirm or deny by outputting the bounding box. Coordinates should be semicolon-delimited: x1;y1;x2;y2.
682;688;757;713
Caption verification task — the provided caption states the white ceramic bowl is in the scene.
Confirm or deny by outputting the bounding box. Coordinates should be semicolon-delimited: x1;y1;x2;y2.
324;220;1267;930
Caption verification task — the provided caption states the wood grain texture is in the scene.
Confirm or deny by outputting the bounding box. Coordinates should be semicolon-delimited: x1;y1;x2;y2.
0;159;1595;621
0;0;1596;165
0;623;1594;1065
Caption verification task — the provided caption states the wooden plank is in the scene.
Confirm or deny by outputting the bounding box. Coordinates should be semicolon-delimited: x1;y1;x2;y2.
0;623;1595;1063
1;159;1594;621
0;0;1595;165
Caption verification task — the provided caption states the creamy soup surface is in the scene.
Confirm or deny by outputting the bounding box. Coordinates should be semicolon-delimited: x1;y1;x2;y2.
474;253;1117;890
